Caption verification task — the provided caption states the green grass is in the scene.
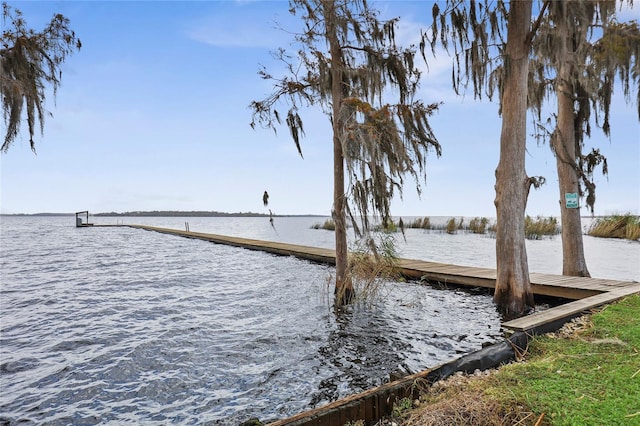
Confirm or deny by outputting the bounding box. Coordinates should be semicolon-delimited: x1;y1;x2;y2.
588;213;640;241
402;295;640;425
496;296;640;425
393;397;414;418
491;295;640;425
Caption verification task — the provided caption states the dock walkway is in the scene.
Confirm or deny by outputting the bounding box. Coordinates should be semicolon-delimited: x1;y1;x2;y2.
127;225;640;332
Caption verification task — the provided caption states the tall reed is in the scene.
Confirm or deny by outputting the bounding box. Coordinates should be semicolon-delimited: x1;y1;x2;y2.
524;215;560;240
408;216;431;229
468;217;489;234
311;219;336;230
373;219;398;233
346;233;401;305
445;217;463;234
588;214;640;240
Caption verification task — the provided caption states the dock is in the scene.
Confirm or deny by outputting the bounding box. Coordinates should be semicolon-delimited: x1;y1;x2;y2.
75;211;94;227
126;225;639;332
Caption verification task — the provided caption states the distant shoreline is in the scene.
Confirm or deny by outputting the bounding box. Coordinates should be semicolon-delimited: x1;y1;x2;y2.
0;211;325;218
0;212;627;219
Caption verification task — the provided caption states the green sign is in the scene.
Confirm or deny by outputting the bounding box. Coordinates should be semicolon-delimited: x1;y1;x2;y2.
565;193;579;209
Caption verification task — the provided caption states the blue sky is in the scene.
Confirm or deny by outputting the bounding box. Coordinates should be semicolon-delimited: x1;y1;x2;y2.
1;1;638;217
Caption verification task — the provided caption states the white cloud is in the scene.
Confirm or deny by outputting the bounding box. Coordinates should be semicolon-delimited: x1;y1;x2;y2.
185;6;295;49
187;21;281;49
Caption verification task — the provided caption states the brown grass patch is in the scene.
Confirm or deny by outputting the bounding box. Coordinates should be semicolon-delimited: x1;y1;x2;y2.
587;213;640;240
398;372;538;426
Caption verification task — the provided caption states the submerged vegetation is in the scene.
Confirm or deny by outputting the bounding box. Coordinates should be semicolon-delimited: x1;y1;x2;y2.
471;215;559;240
398;295;640;426
344;233;401;305
588;213;640;241
468;217;490;234
408;217;432;229
444;218;457;234
373;220;398;233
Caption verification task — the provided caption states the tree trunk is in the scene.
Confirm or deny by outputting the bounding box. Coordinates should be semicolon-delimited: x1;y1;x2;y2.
553;5;591;278
324;0;354;305
493;0;535;318
332;124;354;305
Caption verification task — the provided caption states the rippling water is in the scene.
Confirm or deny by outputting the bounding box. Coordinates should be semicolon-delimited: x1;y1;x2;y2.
1;216;637;425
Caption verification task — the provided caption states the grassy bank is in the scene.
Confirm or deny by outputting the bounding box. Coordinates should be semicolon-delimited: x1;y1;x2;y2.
396;294;640;425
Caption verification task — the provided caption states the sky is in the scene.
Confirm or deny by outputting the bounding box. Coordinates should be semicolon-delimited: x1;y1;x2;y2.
1;1;638;217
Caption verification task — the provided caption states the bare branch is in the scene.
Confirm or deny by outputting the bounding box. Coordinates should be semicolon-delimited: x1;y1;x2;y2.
525;0;550;47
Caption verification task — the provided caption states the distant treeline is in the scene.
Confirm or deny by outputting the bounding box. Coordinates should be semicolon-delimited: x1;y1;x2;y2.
2;211;325;217
94;210;272;217
1;213;74;216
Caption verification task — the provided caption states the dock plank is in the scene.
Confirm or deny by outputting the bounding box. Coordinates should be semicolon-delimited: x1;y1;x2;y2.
502;286;640;331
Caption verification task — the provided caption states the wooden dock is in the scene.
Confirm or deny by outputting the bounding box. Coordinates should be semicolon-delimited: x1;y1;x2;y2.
127;225;639;332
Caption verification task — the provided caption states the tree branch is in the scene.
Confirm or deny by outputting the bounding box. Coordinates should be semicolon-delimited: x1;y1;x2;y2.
525;0;550;47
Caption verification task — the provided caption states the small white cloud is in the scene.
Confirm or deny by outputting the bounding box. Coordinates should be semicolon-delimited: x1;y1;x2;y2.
188;21;280;49
185;5;294;49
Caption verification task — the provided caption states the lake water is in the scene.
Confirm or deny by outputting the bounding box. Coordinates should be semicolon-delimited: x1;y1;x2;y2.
1;215;637;425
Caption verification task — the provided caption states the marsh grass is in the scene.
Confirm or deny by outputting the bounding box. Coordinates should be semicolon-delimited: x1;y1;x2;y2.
408;216;431;229
588;213;640;240
311;218;336;230
400;295;640;426
444;217;464;234
311;218;397;233
406;216;493;235
487;222;497;235
346;233;401;305
445;218;457;234
485;216;559;240
373;220;398;233
524;215;560;240
467;217;489;234
317;216;494;235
